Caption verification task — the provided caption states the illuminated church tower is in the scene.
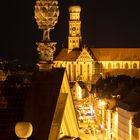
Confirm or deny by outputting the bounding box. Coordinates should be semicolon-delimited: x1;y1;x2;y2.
68;5;82;53
54;4;140;83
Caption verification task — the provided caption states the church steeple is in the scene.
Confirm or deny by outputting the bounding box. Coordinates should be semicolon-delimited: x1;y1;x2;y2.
68;5;82;53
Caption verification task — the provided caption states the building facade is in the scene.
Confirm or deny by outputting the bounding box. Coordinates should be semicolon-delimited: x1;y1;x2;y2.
132;125;140;140
117;107;137;140
54;5;140;82
132;110;140;140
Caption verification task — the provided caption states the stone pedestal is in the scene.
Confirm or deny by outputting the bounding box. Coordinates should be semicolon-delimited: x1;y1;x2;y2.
35;0;59;70
37;63;53;71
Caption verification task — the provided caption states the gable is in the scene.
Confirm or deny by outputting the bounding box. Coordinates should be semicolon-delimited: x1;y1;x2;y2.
77;48;94;61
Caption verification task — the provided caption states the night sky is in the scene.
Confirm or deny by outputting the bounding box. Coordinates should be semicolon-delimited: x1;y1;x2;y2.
0;0;140;64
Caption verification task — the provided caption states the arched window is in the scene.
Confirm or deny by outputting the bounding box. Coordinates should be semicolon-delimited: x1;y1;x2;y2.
133;63;137;69
125;63;129;69
108;63;112;69
116;63;120;69
80;64;83;75
87;64;90;80
95;62;100;74
100;63;103;73
69;64;71;80
73;64;76;80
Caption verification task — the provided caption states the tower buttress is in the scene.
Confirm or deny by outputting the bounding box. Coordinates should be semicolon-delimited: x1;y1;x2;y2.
68;5;81;53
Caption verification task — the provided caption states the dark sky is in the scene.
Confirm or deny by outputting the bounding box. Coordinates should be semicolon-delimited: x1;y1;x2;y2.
0;0;140;64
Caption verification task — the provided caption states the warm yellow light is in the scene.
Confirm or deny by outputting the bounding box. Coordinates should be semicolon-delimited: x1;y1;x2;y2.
76;87;82;99
129;118;132;140
69;6;81;13
101;100;106;106
114;112;118;126
90;105;94;115
98;99;107;108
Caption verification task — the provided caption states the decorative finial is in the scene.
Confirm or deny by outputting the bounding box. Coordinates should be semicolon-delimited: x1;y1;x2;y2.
35;0;59;70
15;122;33;140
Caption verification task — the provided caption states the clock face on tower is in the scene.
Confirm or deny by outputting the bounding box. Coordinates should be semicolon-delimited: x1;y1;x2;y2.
72;27;76;31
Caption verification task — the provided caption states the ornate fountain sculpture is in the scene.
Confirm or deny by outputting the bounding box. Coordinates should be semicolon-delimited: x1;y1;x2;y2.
35;0;59;70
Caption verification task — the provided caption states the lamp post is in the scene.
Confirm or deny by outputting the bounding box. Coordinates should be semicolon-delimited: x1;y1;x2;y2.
15;122;33;140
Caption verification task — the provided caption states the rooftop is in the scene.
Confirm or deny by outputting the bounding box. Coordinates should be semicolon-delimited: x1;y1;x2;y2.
55;48;140;61
118;87;140;111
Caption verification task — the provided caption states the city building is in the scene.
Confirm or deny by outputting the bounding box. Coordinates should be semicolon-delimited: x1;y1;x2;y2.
71;81;88;100
117;107;136;140
54;5;140;82
112;108;118;140
117;87;140;140
132;110;140;140
1;1;140;140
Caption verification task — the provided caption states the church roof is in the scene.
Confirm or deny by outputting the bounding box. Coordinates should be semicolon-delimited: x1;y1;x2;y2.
55;48;140;61
90;48;140;61
55;48;81;61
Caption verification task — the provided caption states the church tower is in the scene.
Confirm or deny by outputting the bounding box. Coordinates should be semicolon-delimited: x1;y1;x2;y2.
68;5;82;53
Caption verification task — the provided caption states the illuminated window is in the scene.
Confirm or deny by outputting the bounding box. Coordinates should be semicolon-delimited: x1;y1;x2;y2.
133;63;137;69
87;64;90;80
108;63;112;69
95;62;100;74
100;63;103;73
77;87;82;99
73;64;76;80
69;64;71;80
125;63;128;69
80;64;82;75
116;63;120;69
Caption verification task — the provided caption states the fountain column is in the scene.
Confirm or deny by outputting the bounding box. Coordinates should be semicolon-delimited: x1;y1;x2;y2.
34;0;59;70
